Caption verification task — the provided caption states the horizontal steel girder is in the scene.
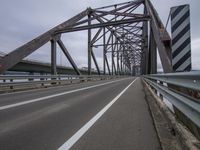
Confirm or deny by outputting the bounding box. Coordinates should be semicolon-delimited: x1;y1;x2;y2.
55;17;150;34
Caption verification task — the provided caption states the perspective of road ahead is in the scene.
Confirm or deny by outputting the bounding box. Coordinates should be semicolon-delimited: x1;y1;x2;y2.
1;0;200;149
0;78;161;150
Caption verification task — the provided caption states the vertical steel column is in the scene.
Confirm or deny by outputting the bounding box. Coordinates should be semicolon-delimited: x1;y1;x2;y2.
133;55;136;76
121;54;123;75
122;29;125;75
111;32;114;75
142;7;149;75
132;65;136;76
149;28;157;74
51;38;57;75
88;14;92;75
114;5;118;75
122;57;126;75
91;50;100;75
103;27;106;75
125;65;127;75
117;41;119;75
105;57;111;75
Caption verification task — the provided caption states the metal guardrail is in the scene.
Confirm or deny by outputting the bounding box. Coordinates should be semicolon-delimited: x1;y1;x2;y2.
0;75;121;92
143;71;200;129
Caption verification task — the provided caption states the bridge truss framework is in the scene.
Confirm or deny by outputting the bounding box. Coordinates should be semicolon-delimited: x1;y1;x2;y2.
0;0;173;75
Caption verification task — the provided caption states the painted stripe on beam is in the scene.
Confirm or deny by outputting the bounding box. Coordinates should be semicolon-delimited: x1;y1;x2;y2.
172;37;190;57
171;6;188;27
176;57;191;71
172;10;189;33
184;64;192;71
172;44;190;65
172;17;190;38
172;30;190;53
172;23;190;45
171;4;191;72
171;5;185;20
173;51;191;70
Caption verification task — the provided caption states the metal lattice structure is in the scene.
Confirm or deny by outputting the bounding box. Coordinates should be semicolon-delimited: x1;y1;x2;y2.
0;0;173;75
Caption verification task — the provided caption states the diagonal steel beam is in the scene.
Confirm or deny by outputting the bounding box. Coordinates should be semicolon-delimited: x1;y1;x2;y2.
73;1;141;29
91;28;103;44
145;0;172;73
91;50;101;75
105;56;111;75
92;13;142;72
0;9;89;74
57;39;81;75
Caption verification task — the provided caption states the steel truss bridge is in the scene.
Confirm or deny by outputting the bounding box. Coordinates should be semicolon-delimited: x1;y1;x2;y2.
0;0;171;75
0;0;200;150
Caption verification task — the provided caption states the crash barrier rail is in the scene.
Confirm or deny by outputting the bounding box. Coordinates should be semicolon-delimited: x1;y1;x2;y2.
143;71;200;129
0;75;122;92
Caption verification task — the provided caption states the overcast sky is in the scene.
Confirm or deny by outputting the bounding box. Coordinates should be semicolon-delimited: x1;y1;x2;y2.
0;0;200;71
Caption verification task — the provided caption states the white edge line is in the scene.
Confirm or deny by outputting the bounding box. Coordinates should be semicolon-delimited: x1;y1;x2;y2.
0;78;131;111
58;77;138;150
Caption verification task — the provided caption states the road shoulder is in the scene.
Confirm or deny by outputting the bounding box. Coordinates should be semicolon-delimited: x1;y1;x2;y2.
71;78;161;150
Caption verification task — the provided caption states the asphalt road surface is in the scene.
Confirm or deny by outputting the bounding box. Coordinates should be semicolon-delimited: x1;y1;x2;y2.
0;77;160;150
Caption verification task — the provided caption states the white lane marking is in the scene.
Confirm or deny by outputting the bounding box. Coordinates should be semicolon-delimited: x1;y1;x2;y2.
0;78;132;111
58;78;138;150
0;78;121;96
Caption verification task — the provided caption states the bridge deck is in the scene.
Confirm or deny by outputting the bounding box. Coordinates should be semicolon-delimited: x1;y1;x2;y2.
0;77;160;150
72;78;160;150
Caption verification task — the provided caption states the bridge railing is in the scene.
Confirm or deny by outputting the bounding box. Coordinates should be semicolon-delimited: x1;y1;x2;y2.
143;71;200;130
0;75;121;92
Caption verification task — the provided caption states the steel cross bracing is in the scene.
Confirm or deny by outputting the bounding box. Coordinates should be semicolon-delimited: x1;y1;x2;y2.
0;0;173;75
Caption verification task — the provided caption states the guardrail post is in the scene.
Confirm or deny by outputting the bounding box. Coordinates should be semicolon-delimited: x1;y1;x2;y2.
58;76;61;85
28;72;34;81
70;76;72;83
159;81;163;100
40;73;44;81
10;79;13;89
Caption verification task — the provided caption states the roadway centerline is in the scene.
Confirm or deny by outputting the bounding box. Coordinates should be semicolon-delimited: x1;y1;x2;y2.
0;78;132;111
58;78;137;150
